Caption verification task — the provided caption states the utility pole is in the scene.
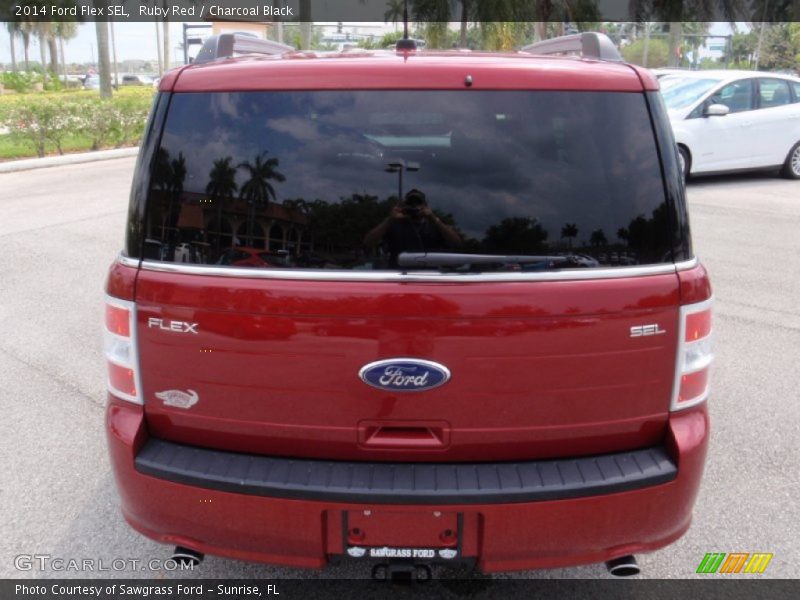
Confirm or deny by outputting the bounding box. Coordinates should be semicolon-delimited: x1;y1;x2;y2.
155;22;163;75
163;19;170;71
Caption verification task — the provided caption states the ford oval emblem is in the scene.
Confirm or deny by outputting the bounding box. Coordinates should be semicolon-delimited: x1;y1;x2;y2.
359;358;451;392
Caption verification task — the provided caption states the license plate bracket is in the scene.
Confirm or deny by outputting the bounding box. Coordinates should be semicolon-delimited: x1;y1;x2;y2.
343;509;462;561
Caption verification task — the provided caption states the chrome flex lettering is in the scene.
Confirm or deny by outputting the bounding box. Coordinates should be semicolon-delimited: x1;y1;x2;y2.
148;318;199;334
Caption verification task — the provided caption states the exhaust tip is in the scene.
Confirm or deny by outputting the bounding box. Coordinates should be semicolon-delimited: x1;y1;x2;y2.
605;555;639;577
171;546;204;567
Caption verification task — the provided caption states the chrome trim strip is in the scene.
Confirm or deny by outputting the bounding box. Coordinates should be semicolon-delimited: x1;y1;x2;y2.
117;254;141;269
128;258;682;283
675;257;699;271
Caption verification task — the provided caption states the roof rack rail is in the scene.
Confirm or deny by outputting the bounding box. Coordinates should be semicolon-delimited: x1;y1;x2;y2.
194;33;295;65
521;32;622;62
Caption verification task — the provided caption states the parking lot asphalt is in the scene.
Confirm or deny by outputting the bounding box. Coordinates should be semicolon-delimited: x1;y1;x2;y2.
0;158;798;580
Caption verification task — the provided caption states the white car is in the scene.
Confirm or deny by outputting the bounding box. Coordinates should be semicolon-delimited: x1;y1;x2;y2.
121;74;154;86
651;67;689;79
660;70;800;179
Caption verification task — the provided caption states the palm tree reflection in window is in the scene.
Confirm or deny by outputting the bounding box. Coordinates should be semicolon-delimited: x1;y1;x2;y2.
205;157;239;253
590;229;608;248
484;217;548;254
238;152;286;247
152;148;187;245
561;223;578;250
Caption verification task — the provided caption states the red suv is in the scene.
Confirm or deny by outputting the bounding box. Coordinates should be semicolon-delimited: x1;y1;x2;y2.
105;33;712;578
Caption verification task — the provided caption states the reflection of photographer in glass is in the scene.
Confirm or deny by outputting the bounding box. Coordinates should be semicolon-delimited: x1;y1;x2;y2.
364;189;461;267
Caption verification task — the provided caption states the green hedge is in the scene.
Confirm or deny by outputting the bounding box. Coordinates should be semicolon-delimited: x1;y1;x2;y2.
0;88;154;158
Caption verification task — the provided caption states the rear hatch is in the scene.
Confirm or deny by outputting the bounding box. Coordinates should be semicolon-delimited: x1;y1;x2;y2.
136;271;680;461
131;85;685;462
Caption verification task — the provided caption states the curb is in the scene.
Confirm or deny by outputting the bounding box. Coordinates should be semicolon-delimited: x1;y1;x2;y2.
0;147;139;174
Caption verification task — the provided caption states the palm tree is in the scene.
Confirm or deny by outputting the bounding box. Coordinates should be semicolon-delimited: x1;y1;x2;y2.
18;22;33;71
45;26;59;75
484;217;548;254
166;153;187;241
639;22;653;67
561;223;578;249
414;0;526;50
152;148;173;237
153;148;173;192
54;22;78;86
40;2;80;78
206;157;239;252
459;0;469;48
95;21;112;98
413;0;475;48
34;22;51;80
299;0;312;50
470;0;540;50
384;0;405;31
6;22;18;73
238;152;286;246
629;0;745;67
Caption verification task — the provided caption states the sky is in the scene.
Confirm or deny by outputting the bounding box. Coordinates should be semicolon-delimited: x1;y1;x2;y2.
0;21;740;68
0;21;399;67
0;22;198;67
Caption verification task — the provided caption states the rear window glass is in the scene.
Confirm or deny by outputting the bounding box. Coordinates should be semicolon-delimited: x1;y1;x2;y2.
661;77;722;111
139;91;672;273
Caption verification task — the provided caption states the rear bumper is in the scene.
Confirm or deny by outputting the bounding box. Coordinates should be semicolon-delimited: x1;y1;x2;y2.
136;438;678;504
107;397;709;572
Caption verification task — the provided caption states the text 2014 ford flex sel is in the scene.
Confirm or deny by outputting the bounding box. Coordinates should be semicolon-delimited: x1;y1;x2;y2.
104;33;712;578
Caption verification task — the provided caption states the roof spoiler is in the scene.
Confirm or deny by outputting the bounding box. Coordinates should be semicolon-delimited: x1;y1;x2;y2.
521;32;622;62
194;33;295;65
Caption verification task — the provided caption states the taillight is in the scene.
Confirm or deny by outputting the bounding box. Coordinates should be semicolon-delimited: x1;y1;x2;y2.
104;296;142;404
672;298;713;411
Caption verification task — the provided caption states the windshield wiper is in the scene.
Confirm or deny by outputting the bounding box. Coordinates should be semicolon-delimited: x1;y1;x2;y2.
397;252;571;269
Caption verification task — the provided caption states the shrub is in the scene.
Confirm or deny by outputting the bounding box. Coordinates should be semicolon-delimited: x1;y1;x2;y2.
113;94;150;146
43;73;64;92
2;89;154;157
622;38;670;68
3;99;80;157
78;100;121;150
1;72;41;93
